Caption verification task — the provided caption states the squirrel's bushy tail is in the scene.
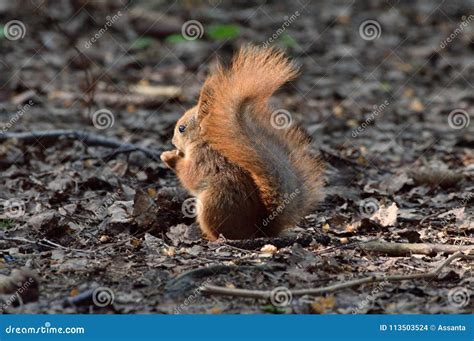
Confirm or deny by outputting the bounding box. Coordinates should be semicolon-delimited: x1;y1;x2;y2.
198;46;324;233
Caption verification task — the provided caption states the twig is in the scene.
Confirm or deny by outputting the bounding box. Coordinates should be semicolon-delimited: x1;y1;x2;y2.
165;264;286;300
358;241;473;256
40;238;92;254
0;129;163;161
319;147;390;174
1;235;92;254
50;90;179;108
314;240;473;257
99;146;149;162
201;252;473;299
220;233;330;250
419;212;440;225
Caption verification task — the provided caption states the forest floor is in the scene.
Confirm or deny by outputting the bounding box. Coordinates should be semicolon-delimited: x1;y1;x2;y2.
0;0;472;314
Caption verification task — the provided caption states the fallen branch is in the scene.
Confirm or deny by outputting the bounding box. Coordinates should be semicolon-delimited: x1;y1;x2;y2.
49;89;180;108
220;233;330;250
358;241;473;256
1;235;92;254
201;252;473;299
165;264;285;300
319;147;390;174
0;129;163;161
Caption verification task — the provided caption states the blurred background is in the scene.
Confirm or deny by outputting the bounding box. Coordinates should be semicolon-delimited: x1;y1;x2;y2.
1;0;472;153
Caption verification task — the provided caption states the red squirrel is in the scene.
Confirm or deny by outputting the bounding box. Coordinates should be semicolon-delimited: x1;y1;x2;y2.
160;46;324;240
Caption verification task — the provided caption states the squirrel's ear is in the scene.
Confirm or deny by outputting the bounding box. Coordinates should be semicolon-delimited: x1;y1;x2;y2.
196;75;216;123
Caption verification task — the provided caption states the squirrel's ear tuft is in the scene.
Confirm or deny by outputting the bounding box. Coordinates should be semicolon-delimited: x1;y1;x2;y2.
196;75;217;123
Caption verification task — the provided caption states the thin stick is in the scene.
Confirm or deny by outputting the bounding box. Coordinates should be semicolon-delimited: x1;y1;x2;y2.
1;236;92;254
0;129;163;161
358;241;473;256
201;252;473;299
314;240;473;257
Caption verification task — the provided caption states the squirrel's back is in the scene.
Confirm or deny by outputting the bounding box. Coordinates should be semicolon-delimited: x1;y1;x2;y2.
198;46;324;235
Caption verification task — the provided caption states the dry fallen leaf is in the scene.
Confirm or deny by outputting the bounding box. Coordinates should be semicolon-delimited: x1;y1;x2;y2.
162;246;176;257
311;296;336;314
346;221;360;233
370;202;398;227
438;207;465;221
70;287;79;297
210;307;222;314
108;201;134;224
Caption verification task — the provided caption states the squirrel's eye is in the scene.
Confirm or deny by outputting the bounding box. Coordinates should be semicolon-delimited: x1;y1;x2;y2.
178;125;186;133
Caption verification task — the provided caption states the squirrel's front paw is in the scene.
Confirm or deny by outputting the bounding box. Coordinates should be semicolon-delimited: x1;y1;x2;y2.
160;150;179;169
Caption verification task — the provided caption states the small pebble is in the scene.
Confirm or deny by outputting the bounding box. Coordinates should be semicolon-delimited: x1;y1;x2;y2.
99;235;110;243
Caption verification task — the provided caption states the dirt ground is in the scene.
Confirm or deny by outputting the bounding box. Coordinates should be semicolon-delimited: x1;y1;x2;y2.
0;0;472;314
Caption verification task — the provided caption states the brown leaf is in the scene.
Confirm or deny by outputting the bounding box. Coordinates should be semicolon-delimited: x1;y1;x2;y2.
133;189;158;229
